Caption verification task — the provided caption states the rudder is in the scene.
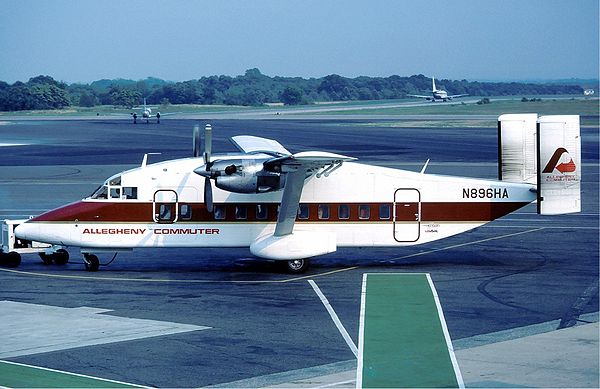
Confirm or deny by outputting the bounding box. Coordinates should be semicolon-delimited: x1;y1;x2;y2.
537;115;581;215
498;114;581;215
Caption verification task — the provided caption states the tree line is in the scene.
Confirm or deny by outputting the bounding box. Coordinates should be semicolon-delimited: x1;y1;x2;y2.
0;69;584;111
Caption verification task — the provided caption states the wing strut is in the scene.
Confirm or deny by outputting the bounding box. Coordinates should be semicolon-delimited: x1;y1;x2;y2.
274;169;305;236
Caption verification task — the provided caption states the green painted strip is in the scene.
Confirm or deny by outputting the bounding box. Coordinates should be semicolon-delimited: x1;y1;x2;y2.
359;273;460;388
0;360;140;388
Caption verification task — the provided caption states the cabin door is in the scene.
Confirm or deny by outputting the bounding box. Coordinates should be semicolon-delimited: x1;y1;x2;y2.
153;189;178;224
393;188;421;242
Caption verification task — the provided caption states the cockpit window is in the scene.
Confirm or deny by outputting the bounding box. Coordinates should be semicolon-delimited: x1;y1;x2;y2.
110;187;121;199
90;185;108;199
123;187;138;199
109;176;121;186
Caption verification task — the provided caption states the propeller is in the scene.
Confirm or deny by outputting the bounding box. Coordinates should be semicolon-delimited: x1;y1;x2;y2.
200;124;214;212
193;124;201;158
204;175;213;213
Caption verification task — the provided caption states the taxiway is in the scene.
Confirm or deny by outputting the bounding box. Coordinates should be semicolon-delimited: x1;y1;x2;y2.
0;118;597;387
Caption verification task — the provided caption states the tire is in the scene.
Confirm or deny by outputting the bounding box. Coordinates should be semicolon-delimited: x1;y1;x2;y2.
285;259;309;274
84;254;99;272
53;249;69;265
5;251;21;268
39;252;53;265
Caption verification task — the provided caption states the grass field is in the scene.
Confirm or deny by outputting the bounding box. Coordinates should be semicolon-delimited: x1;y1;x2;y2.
315;97;599;127
0;103;259;117
1;97;597;127
312;97;598;117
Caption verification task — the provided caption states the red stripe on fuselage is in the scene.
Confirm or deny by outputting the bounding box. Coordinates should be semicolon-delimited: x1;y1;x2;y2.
30;200;530;223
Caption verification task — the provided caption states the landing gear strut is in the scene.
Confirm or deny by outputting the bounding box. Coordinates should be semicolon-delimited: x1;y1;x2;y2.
83;254;100;272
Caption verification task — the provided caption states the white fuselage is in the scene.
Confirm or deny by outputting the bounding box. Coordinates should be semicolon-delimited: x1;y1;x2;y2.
15;156;536;256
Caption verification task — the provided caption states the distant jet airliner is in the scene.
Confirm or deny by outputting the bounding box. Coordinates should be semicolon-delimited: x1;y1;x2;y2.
408;77;468;102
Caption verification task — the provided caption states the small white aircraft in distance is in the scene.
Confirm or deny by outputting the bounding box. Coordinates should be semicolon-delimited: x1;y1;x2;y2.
6;114;581;273
408;77;468;102
131;98;161;124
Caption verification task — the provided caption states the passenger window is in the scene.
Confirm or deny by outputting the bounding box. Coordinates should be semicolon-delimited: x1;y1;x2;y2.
214;205;226;220
235;205;247;220
256;204;268;220
379;204;391;220
297;204;309;220
158;204;172;221
123;187;138;199
318;204;330;220
359;205;370;220
180;204;192;220
338;204;350;220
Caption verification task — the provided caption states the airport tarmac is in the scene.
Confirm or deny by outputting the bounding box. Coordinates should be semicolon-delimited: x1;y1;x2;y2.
0;118;598;387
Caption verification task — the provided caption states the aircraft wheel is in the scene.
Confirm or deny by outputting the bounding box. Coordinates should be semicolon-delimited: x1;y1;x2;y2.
39;252;53;265
2;251;21;268
285;259;309;274
84;254;99;272
53;249;69;265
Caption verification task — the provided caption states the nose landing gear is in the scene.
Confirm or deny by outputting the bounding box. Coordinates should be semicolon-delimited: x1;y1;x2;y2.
83;254;100;272
38;248;69;266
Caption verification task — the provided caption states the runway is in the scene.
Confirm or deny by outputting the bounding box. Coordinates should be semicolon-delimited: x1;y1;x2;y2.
0;118;598;387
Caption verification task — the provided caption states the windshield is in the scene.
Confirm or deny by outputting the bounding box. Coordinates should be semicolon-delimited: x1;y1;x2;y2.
89;185;108;199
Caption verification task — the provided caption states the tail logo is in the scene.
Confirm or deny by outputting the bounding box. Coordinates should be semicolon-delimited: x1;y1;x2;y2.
542;147;576;174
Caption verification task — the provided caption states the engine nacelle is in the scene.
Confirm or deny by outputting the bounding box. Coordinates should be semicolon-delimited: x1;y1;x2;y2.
210;159;284;194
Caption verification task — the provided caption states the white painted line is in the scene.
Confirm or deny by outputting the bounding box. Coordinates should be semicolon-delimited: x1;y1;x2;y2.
484;225;598;230
308;280;358;358
316;378;356;388
389;227;545;261
0;359;149;388
355;273;368;389
426;273;465;389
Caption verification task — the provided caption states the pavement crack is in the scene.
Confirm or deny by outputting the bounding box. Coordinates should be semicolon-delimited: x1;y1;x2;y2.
558;277;599;329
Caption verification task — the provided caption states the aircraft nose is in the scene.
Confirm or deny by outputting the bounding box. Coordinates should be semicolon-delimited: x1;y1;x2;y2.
14;222;38;241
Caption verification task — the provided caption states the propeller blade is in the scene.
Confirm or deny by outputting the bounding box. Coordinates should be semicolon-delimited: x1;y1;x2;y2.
204;124;212;165
204;177;214;213
193;124;201;157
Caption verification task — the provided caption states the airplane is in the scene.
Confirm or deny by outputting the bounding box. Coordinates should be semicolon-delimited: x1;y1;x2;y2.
408;77;468;102
5;114;581;273
130;98;160;124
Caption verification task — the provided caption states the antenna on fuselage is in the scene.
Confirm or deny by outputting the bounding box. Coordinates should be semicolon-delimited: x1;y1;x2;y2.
141;152;161;168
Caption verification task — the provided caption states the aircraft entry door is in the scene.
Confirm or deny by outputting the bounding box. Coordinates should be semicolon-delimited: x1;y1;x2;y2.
393;188;421;242
153;189;178;224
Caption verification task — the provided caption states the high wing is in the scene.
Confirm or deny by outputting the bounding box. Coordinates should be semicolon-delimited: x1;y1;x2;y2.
231;135;291;156
265;151;356;236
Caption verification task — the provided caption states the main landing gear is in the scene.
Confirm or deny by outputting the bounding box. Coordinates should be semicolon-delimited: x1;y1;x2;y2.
284;259;310;274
